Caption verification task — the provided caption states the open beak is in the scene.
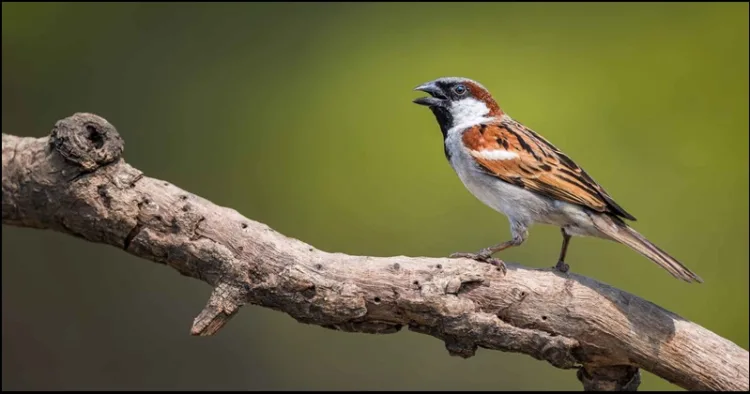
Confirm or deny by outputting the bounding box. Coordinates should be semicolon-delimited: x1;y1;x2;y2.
413;81;447;107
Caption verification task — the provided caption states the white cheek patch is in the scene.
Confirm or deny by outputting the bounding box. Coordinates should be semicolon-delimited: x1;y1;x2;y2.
450;98;490;128
472;149;519;160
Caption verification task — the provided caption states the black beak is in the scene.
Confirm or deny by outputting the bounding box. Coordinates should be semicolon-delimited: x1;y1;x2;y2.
413;81;447;107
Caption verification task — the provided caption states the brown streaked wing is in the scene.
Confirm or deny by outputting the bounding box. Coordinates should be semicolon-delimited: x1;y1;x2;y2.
502;119;637;221
461;121;636;220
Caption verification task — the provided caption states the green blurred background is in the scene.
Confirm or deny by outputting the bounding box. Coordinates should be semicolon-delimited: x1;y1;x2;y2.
2;2;747;390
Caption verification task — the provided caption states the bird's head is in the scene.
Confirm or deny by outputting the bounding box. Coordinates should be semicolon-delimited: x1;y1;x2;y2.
413;77;503;134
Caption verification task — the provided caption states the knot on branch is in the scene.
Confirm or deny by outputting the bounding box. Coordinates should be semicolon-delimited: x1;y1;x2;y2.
577;365;641;391
49;113;124;171
444;336;478;358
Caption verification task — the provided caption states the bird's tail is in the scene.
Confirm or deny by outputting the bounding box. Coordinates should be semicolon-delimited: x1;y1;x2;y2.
591;215;703;283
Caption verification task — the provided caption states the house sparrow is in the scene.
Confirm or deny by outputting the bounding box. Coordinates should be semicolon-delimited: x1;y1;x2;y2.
413;77;702;283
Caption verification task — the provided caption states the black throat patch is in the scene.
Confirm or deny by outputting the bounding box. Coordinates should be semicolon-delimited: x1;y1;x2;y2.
430;107;454;161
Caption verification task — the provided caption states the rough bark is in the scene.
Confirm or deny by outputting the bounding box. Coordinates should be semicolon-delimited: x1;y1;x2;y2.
2;113;747;391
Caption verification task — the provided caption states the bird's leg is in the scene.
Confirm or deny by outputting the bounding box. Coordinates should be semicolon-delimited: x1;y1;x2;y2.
554;228;571;273
449;222;528;275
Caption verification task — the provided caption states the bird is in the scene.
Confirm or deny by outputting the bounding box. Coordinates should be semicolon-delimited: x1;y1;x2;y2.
412;76;702;283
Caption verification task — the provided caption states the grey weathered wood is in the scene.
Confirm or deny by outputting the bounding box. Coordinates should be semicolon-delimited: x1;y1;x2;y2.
2;113;747;391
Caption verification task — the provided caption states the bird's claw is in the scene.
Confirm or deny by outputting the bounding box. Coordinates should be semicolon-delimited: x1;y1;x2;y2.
449;251;507;275
553;260;570;273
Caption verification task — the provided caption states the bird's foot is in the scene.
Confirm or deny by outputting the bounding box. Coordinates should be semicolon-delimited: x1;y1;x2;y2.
449;249;507;275
553;260;570;273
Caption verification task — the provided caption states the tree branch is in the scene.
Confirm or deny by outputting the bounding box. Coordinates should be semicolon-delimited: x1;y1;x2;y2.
2;113;747;391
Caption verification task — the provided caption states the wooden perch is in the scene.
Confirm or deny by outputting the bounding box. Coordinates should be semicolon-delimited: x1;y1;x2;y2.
2;113;747;391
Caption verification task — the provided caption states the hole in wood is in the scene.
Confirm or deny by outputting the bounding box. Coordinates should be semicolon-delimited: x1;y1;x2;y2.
86;125;104;149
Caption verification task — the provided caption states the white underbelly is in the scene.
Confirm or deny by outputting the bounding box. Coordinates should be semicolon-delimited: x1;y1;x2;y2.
449;149;554;225
455;165;598;235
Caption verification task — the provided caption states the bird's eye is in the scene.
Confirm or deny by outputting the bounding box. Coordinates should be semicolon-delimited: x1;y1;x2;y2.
453;84;467;95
